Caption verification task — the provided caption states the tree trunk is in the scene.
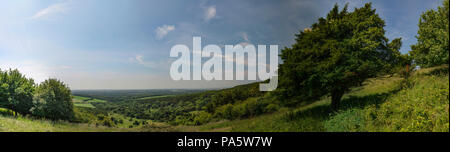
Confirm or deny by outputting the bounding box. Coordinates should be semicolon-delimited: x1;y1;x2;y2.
331;91;344;111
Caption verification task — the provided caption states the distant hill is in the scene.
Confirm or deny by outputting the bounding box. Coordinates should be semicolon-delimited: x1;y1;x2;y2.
72;89;206;102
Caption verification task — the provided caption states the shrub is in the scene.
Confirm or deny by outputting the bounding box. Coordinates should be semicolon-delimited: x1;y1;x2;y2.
0;69;35;115
192;111;212;125
31;79;74;120
265;104;279;113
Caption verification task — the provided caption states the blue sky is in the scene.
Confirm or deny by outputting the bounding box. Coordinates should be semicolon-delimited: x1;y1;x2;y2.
0;0;442;89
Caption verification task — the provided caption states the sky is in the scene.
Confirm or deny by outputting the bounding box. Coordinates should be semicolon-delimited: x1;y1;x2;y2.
0;0;442;90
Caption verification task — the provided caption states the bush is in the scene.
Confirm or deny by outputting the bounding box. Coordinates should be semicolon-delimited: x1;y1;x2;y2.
215;104;234;120
0;69;35;115
192;111;212;125
101;118;115;127
31;79;74;120
265;104;279;113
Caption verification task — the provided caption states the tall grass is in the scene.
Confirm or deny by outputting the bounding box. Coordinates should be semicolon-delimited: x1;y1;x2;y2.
325;66;449;132
202;66;449;132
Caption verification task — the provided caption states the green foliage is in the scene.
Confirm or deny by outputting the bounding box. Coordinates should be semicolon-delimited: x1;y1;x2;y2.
89;82;267;125
92;92;203;122
410;0;449;67
383;38;413;76
205;82;264;113
2;66;448;132
0;108;14;116
0;69;35;115
175;111;213;126
397;63;414;79
0;69;76;121
200;66;448;132
74;107;113;126
277;3;400;109
265;103;279;113
325;66;449;132
0;114;142;132
31;79;74;120
324;109;367;132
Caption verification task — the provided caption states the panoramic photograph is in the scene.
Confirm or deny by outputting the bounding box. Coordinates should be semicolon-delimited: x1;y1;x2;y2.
0;0;448;136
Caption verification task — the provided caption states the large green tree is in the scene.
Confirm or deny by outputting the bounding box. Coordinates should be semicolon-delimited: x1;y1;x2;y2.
277;3;400;110
0;69;35;115
410;0;449;67
31;79;74;120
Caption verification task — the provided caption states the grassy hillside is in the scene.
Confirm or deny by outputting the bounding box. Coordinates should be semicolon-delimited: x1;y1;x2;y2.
0;111;191;132
325;67;448;132
1;66;448;132
0;114;130;132
197;66;449;132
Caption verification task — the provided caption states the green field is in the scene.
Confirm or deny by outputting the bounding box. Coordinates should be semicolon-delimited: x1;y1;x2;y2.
72;95;107;108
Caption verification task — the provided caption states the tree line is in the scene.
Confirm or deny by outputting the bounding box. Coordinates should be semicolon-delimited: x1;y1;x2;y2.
0;69;74;120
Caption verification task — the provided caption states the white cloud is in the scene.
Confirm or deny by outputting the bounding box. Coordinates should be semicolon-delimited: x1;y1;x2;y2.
155;25;175;39
32;1;71;20
135;55;144;64
204;6;216;21
131;55;158;68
